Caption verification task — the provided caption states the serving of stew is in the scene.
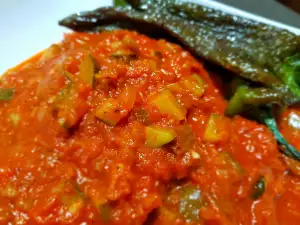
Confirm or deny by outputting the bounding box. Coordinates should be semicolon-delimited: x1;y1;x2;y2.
0;30;300;225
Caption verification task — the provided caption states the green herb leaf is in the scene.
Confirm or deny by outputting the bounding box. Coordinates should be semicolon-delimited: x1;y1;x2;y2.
0;88;14;101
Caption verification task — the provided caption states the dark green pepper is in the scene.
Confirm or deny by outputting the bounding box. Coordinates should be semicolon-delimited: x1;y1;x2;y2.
225;86;297;116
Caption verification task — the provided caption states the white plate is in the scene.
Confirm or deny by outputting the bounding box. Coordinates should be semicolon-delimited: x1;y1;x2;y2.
0;0;299;74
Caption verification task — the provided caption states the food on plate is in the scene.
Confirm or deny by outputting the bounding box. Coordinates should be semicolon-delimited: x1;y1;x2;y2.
0;0;300;224
59;0;300;161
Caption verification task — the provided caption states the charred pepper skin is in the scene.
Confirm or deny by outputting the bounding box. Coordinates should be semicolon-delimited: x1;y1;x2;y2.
59;0;299;91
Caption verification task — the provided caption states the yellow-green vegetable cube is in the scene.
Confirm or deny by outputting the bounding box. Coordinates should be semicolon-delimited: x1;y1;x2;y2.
95;99;122;126
145;125;176;148
203;114;230;143
181;74;206;97
151;89;186;120
79;54;95;86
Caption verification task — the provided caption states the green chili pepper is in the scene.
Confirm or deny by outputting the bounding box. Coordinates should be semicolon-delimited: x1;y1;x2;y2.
225;86;296;116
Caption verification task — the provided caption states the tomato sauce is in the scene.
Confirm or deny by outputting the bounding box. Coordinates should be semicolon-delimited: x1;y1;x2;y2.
279;106;300;150
0;30;299;225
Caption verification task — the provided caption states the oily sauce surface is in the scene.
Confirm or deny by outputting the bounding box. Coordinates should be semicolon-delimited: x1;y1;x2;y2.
0;30;300;225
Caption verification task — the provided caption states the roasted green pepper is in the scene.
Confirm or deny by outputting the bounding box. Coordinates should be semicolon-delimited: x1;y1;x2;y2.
59;0;299;92
225;86;296;116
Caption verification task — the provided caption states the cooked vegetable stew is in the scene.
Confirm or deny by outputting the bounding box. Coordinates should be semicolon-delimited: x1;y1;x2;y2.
60;0;300;162
1;29;300;225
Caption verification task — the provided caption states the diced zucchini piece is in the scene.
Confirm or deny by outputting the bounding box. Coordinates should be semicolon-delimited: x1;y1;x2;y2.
0;183;17;198
52;182;65;194
218;152;243;172
61;194;84;217
145;125;176;148
165;184;203;223
110;49;137;62
0;88;14;101
68;199;84;215
9;113;20;126
179;184;202;222
95;87;136;126
111;49;136;58
53;83;89;129
181;74;206;97
151;89;186;120
203;114;230;143
95;99;122;126
79;54;95;86
215;152;244;177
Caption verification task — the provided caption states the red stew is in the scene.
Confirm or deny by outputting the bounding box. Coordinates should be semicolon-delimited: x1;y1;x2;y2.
0;30;300;225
